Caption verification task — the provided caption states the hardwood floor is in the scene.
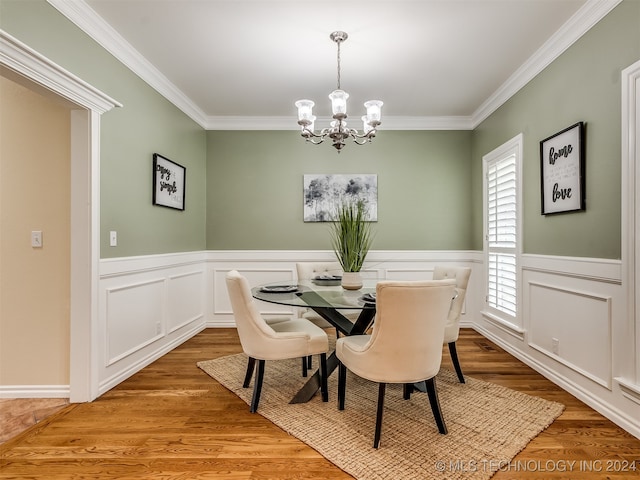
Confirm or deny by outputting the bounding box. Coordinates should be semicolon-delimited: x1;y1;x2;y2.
0;398;69;444
1;328;639;479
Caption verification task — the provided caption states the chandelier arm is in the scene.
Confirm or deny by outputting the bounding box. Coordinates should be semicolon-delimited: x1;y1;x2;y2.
351;130;377;140
300;127;326;139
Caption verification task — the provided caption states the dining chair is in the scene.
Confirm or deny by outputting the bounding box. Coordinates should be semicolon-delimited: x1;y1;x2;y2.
225;270;330;412
336;279;456;448
433;266;472;383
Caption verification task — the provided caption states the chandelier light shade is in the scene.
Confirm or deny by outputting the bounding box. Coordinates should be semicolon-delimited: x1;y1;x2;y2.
295;31;383;152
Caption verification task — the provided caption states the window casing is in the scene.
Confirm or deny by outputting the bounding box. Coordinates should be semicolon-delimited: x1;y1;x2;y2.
483;134;522;328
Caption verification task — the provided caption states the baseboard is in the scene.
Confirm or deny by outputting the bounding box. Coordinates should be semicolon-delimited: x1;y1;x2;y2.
0;385;70;398
473;323;640;440
97;322;206;396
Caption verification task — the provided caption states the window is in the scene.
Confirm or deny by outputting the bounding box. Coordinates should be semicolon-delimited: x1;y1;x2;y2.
483;134;522;327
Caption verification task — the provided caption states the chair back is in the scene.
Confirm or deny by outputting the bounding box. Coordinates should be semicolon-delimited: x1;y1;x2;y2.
225;270;281;358
433;266;472;343
296;261;343;280
365;280;456;383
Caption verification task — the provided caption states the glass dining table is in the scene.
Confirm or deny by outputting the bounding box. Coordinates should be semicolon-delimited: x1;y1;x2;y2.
252;278;378;403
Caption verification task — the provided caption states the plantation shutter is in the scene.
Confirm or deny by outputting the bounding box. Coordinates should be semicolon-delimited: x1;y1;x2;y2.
486;154;517;318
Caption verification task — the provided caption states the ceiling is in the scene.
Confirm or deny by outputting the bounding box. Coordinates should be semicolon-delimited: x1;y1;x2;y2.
58;0;612;130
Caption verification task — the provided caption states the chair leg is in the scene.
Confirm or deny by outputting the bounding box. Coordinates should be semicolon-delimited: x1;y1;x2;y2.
374;383;386;448
243;357;256;388
448;341;465;383
250;359;265;413
403;383;413;400
307;355;313;368
302;356;308;377
425;377;447;434
338;361;347;410
319;353;328;402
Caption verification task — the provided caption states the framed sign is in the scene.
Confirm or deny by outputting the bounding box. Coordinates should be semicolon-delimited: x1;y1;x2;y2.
540;122;585;215
153;153;185;211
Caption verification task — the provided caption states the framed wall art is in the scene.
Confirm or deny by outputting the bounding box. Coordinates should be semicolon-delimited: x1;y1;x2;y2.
303;174;378;222
540;122;585;215
153;153;186;211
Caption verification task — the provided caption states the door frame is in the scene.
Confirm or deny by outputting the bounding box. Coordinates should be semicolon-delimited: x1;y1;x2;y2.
622;58;640;385
0;30;121;401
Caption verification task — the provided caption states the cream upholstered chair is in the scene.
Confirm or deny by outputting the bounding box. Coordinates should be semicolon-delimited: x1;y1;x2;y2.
225;270;330;412
433;266;472;383
336;279;456;448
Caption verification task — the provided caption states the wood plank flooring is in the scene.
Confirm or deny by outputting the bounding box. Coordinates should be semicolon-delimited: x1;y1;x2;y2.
1;328;639;479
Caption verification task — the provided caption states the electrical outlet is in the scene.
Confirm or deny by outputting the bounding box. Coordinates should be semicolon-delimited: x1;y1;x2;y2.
551;338;559;355
31;231;43;248
109;231;117;247
156;322;161;335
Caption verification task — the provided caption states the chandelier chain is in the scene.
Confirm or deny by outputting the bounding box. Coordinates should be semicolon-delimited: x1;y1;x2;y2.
336;39;341;90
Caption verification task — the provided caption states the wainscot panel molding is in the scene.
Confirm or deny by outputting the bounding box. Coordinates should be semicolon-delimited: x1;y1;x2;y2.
95;250;482;392
205;250;484;328
98;252;207;396
95;249;639;440
475;253;640;439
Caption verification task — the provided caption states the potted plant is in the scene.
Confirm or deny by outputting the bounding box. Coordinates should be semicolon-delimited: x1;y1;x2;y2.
329;198;374;290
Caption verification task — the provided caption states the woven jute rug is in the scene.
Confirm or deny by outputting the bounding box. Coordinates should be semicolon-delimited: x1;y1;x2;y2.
198;353;564;480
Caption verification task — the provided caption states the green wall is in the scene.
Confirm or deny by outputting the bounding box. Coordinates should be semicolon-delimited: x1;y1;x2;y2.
206;130;472;250
0;0;207;258
471;0;640;259
4;0;639;259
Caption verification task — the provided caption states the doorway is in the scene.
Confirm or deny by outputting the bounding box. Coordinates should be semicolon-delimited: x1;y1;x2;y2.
0;30;120;402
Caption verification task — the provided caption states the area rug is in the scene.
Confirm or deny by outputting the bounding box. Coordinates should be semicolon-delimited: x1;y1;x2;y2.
198;354;564;480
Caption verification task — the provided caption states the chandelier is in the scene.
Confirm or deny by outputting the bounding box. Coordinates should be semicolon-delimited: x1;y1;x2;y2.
295;31;383;152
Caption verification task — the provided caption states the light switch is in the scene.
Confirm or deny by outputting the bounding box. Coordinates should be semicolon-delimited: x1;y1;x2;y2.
109;231;117;247
31;231;43;248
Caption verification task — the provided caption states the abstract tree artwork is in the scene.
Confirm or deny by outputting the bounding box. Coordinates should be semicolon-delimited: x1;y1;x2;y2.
303;174;377;222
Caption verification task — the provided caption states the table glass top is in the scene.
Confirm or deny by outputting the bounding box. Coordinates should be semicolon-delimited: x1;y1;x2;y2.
251;279;377;309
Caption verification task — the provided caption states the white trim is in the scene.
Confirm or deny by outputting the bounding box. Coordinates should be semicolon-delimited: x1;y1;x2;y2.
46;0;618;131
521;253;622;284
622;58;640;385
480;310;525;339
98;322;205;396
0;386;70;399
202;115;475;131
471;0;622;127
0;28;120;403
474;323;640;440
0;29;121;112
616;378;640;405
482;133;524;327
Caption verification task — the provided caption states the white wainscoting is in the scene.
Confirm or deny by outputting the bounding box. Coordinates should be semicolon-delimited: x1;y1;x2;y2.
94;249;481;396
205;250;483;327
475;253;640;439
98;252;207;395
94;249;640;439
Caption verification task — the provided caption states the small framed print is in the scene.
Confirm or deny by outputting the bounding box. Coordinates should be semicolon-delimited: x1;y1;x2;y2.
152;153;185;211
540;122;585;215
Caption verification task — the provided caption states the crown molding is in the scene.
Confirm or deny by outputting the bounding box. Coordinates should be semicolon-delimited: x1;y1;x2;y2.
0;29;121;113
203;115;474;131
471;0;623;128
47;0;208;127
48;0;621;131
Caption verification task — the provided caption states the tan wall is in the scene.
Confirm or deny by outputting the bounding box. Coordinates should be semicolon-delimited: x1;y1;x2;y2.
0;76;71;386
